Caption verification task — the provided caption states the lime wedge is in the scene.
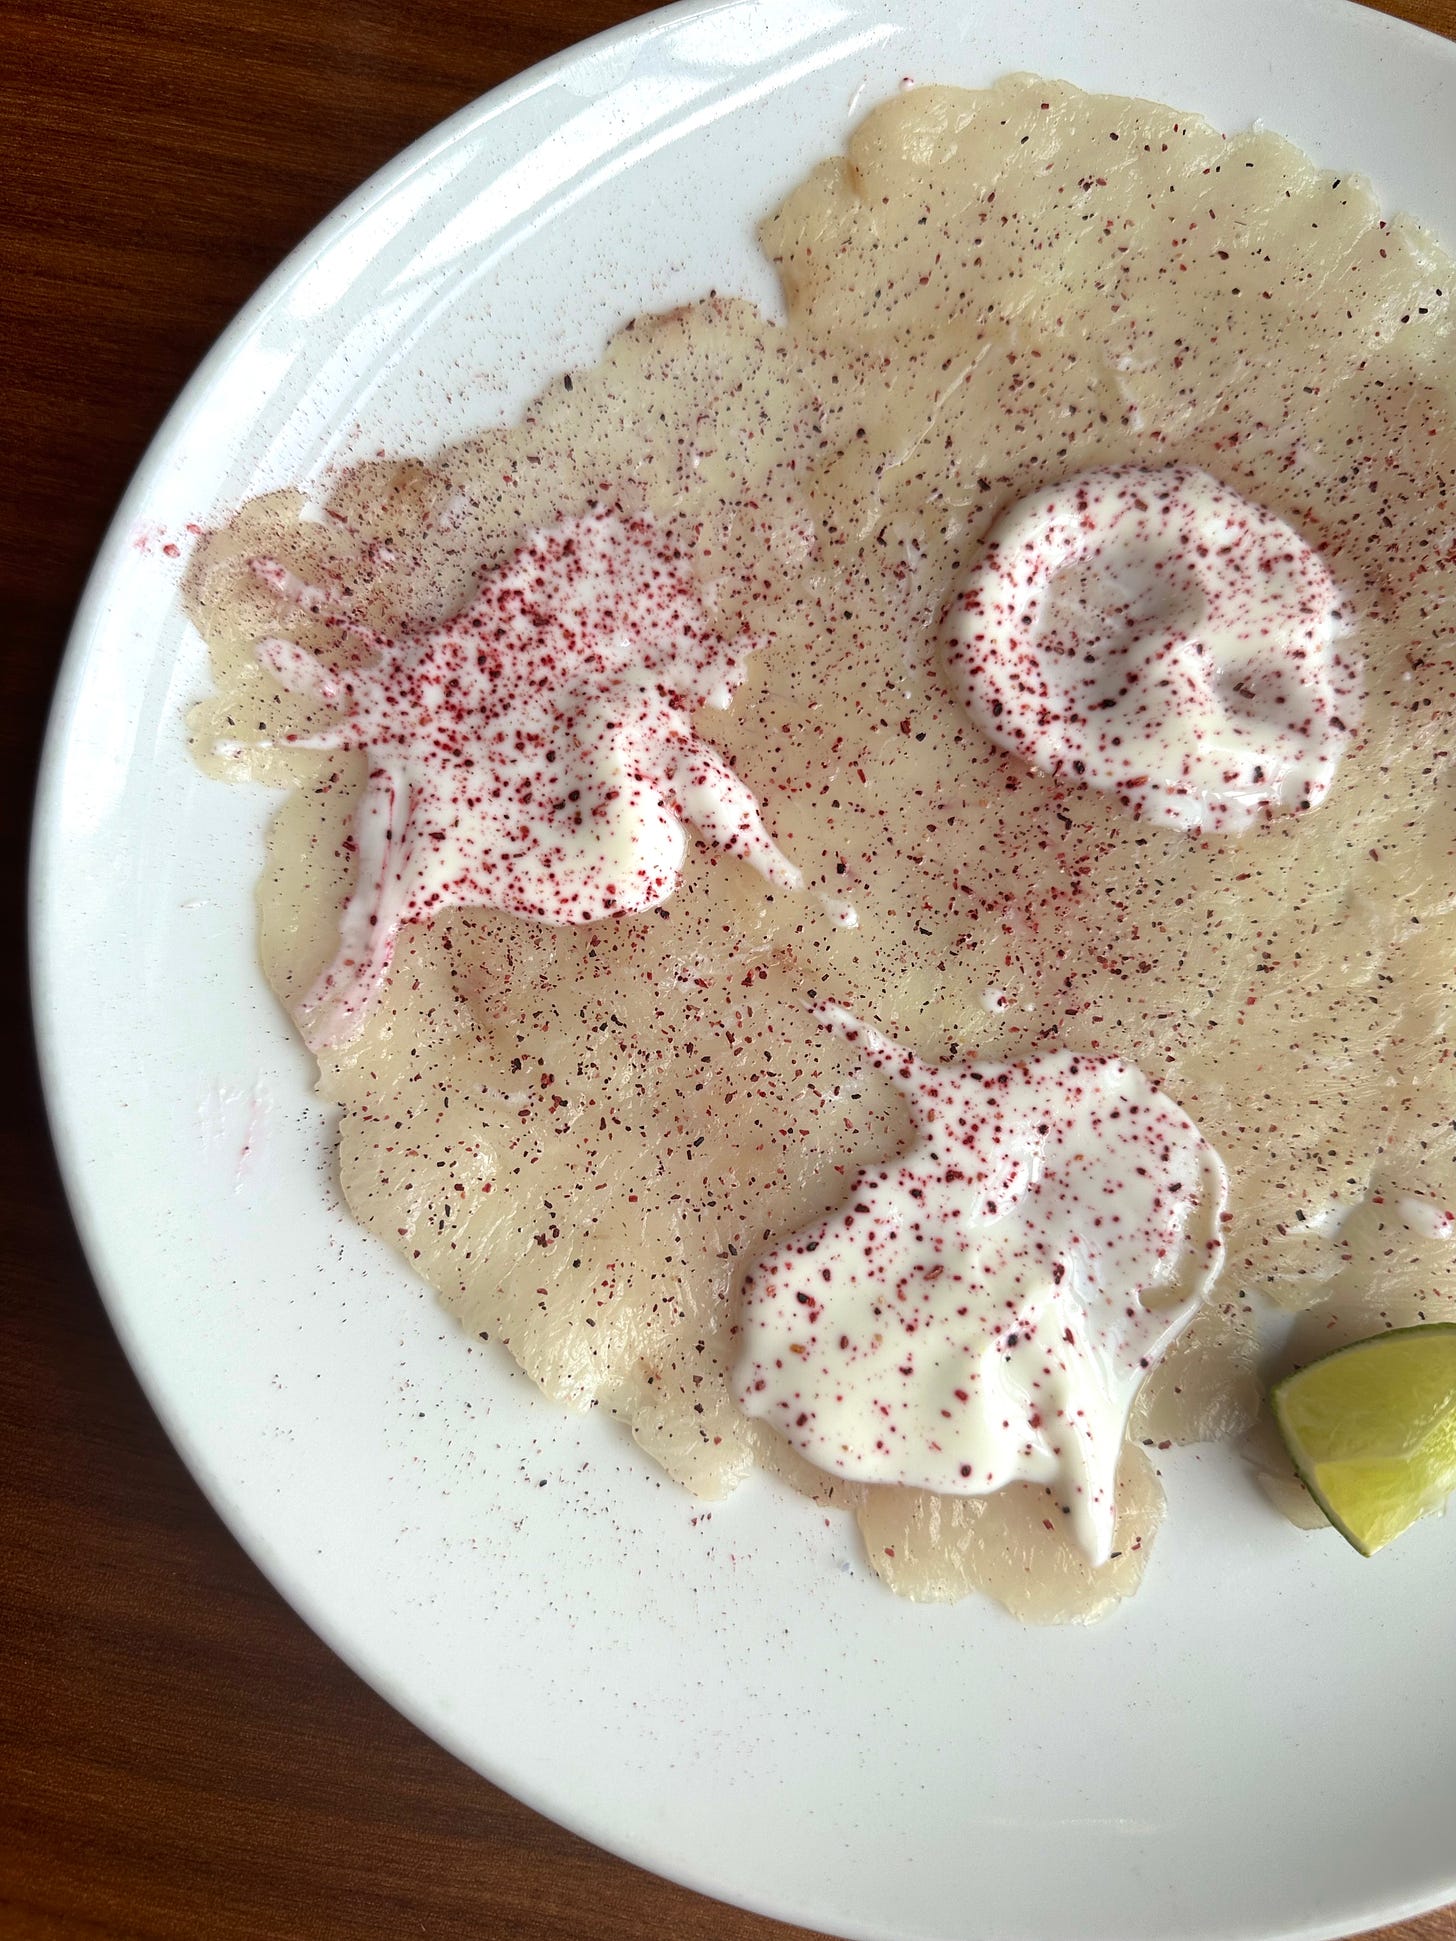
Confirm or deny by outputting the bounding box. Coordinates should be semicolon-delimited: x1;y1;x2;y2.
1271;1324;1456;1556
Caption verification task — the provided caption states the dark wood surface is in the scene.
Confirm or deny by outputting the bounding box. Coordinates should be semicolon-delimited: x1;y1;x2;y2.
5;1;1456;1936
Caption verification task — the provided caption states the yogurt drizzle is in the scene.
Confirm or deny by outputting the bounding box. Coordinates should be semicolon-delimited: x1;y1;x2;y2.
945;465;1359;833
245;507;802;1048
1397;1196;1456;1242
734;1007;1228;1565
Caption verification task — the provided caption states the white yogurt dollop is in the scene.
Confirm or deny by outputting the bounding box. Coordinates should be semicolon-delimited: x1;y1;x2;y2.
945;465;1358;833
239;507;802;1050
734;1007;1228;1565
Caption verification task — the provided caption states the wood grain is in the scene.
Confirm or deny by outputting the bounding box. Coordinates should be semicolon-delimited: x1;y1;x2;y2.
3;1;1454;1936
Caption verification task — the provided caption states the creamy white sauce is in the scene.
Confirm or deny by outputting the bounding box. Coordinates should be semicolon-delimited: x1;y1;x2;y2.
944;465;1359;833
734;1007;1228;1564
243;508;802;1049
1296;1199;1355;1239
1397;1196;1456;1241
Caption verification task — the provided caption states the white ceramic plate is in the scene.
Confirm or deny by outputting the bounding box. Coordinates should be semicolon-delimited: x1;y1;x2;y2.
32;4;1456;1938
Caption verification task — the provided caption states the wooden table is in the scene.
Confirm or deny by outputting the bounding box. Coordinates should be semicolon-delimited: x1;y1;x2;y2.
5;2;1456;1936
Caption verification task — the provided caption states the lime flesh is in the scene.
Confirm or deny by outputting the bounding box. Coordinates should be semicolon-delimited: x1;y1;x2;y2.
1271;1324;1456;1556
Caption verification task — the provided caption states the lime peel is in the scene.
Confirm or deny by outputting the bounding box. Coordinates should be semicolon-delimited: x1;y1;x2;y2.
1271;1324;1456;1556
